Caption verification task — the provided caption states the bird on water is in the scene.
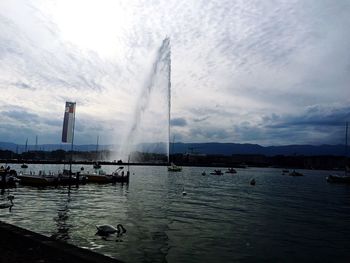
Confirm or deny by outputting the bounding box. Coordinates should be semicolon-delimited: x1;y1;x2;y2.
0;195;14;211
96;224;126;236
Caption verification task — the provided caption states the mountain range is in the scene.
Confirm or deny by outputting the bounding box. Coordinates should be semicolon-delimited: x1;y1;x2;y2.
0;141;346;156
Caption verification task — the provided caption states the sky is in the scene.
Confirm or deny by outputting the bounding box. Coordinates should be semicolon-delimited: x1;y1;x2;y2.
0;0;349;147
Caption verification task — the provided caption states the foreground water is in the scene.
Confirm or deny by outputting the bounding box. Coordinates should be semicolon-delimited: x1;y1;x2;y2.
1;164;350;262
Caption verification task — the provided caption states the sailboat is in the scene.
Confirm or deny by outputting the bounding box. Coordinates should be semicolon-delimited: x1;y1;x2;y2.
168;136;182;172
327;122;350;183
93;135;101;169
168;162;182;172
21;138;29;169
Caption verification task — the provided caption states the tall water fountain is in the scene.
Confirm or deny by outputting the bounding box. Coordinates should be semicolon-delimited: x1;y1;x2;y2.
118;37;171;162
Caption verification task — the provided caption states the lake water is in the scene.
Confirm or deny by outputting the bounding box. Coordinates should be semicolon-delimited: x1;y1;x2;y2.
1;164;350;262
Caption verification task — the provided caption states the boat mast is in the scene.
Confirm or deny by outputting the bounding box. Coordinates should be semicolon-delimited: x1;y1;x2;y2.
171;135;175;164
345;122;348;175
25;138;28;153
69;103;76;177
35;135;38;152
96;135;99;161
345;122;348;156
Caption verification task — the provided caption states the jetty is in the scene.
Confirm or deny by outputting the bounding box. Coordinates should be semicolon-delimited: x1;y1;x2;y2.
0;221;123;263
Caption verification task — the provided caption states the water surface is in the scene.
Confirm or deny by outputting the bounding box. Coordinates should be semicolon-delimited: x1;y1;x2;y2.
1;164;350;262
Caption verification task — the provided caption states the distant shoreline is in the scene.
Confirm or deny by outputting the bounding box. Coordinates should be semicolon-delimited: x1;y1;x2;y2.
0;159;246;168
0;158;346;171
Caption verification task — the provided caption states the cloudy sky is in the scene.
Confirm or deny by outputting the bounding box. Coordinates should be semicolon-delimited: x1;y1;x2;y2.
0;0;349;147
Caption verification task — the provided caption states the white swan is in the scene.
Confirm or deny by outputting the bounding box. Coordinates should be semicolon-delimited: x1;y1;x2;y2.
0;195;14;209
96;224;126;235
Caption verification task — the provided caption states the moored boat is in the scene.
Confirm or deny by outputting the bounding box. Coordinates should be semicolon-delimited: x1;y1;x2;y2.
112;168;130;183
288;170;303;176
168;163;182;172
18;169;87;186
210;169;223;175
84;167;129;183
326;174;350;184
85;169;114;183
225;168;237;174
17;171;59;186
59;169;87;185
326;122;350;184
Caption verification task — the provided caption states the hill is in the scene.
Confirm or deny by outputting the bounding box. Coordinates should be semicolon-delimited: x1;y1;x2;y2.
0;141;346;156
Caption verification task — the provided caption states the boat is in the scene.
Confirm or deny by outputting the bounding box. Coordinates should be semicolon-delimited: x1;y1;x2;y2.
168;136;182;172
327;122;350;184
225;168;237;174
112;167;130;183
85;167;129;183
93;136;102;169
21;163;28;169
17;170;59;186
85;169;115;183
288;170;303;176
326;174;350;184
18;169;87;186
210;169;223;175
59;169;87;185
168;162;182;172
282;169;289;174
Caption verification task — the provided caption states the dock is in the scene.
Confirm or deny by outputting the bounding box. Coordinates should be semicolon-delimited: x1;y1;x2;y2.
0;221;124;263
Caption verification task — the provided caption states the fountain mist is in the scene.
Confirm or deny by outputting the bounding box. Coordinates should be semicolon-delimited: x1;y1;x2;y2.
117;37;171;162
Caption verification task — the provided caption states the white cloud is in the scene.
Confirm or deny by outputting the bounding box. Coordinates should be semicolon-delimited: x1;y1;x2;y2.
0;0;349;147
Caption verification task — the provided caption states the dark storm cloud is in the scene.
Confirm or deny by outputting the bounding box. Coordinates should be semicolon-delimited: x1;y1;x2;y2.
170;118;187;127
266;105;350;129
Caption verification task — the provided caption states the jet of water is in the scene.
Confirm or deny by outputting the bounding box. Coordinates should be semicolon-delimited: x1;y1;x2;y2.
118;37;171;161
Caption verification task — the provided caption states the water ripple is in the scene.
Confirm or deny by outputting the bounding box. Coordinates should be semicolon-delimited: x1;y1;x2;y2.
1;165;350;262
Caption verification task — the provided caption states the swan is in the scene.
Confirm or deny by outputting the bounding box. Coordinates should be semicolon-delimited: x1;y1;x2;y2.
96;224;126;236
0;195;14;210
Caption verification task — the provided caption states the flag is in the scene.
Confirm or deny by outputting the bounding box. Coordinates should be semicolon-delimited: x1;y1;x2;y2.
62;102;76;143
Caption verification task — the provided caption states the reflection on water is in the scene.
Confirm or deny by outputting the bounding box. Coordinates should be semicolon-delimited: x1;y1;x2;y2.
51;187;72;241
1;164;350;262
